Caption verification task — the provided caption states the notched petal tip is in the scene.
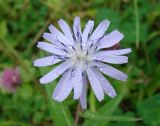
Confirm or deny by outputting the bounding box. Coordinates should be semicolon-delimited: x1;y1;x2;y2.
101;19;110;28
52;96;61;102
58;18;65;24
42;33;47;37
33;61;37;67
48;24;53;28
88;19;94;23
98;97;104;102
75;16;80;19
81;106;87;110
128;48;132;53
39;77;50;84
115;29;124;38
36;41;45;48
109;93;117;98
115;72;128;81
120;33;124;39
73;95;79;100
37;43;40;47
121;75;128;81
104;19;110;24
48;24;54;32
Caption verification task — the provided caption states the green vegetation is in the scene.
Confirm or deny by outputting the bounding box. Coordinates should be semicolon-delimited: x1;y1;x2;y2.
0;0;160;126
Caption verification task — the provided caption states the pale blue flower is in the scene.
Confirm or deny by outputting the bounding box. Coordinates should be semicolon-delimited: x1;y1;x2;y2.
33;17;131;109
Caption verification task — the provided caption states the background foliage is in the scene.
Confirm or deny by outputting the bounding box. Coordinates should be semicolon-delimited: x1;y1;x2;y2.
0;0;160;126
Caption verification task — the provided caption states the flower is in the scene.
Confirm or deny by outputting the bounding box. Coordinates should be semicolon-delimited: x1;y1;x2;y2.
0;68;21;93
33;16;131;109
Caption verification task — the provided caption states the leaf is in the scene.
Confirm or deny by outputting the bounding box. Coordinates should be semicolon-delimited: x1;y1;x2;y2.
44;83;74;126
0;20;7;39
80;111;141;121
96;8;120;32
83;95;124;126
0;121;29;126
120;21;148;44
112;112;138;126
137;94;160;126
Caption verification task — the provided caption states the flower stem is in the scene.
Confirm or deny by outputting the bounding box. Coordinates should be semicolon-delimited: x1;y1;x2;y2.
73;103;80;126
134;0;140;50
89;91;96;112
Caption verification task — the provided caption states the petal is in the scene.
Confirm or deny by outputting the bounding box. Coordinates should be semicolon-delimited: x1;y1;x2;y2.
33;56;61;67
95;48;132;56
97;30;124;50
92;67;117;98
56;35;74;46
37;42;66;55
92;62;128;81
72;65;83;99
82;20;94;50
48;24;73;46
52;72;66;99
73;16;82;42
48;24;63;36
86;66;104;101
80;72;88;109
52;69;74;102
42;33;55;43
58;19;74;44
93;55;128;64
40;61;73;84
89;19;110;42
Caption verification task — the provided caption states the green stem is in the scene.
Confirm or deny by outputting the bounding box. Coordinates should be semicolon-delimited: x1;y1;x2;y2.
143;43;151;73
134;0;140;50
89;91;96;112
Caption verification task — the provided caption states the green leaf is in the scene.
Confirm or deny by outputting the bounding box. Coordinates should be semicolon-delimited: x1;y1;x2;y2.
0;121;29;126
96;8;120;31
137;94;160;126
111;112;138;126
0;20;7;39
80;111;141;121
44;84;74;126
83;95;124;126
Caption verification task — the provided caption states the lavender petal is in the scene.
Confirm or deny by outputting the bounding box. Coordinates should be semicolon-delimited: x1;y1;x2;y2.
80;72;87;109
58;19;74;44
33;56;61;67
48;24;73;46
52;72;66;99
40;61;73;84
52;69;74;102
92;67;117;98
73;16;82;42
73;65;83;99
82;20;94;51
48;24;63;36
89;19;110;43
92;62;128;81
37;42;66;55
86;66;104;101
42;33;55;43
95;48;132;56
93;55;128;64
97;30;124;50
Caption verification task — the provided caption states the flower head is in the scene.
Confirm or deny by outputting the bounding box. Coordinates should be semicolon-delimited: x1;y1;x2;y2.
34;17;131;109
0;68;21;93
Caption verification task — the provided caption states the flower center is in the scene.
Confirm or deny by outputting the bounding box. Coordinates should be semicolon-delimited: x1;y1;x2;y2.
76;48;86;61
70;42;91;64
